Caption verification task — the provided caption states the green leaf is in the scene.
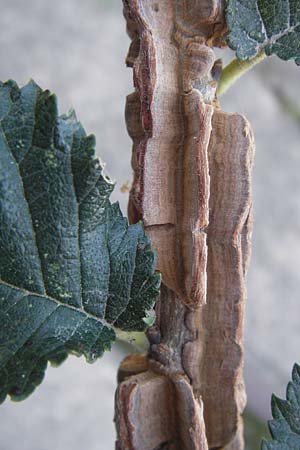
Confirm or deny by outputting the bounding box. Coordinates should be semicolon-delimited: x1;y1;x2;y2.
226;0;300;64
0;80;160;403
261;364;300;450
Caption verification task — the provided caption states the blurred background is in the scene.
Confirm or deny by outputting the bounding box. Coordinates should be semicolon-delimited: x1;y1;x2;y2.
0;0;300;449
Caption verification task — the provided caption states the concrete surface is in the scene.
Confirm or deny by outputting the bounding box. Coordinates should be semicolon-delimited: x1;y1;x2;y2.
0;0;300;448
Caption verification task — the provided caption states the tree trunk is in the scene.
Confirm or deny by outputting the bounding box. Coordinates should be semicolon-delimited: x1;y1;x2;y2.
115;1;254;449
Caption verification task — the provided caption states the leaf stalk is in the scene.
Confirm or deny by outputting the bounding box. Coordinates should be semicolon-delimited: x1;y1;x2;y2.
217;51;266;97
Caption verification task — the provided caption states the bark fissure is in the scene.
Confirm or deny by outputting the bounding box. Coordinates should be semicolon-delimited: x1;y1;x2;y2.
115;2;254;449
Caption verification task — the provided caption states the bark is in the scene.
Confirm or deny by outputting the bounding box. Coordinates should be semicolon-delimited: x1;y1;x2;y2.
115;1;254;449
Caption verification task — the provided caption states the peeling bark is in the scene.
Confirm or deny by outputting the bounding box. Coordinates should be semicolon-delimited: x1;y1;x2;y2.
115;1;254;449
124;0;221;307
184;112;254;447
115;370;208;450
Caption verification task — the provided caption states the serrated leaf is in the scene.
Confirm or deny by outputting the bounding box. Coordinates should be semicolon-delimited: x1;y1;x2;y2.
0;80;160;403
226;0;300;64
261;364;300;450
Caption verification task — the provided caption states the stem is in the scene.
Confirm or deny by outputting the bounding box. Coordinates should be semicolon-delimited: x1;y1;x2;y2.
117;2;253;449
217;51;266;97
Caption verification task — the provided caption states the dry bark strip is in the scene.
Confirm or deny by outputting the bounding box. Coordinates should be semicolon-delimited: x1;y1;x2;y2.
115;1;254;449
183;112;254;448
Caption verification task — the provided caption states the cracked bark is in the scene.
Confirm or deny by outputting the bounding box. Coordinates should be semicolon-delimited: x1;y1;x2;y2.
115;1;254;449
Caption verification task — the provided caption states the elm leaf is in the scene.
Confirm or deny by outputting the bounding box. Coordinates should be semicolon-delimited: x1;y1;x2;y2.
262;364;300;449
0;80;160;403
226;0;300;64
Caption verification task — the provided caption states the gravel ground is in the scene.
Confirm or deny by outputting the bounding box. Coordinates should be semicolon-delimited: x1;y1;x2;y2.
1;1;300;449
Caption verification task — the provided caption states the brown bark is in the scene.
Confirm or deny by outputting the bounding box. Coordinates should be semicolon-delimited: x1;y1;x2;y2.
115;368;209;450
115;1;254;449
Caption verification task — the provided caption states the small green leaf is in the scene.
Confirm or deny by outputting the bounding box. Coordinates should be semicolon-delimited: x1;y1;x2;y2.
261;364;300;449
0;80;160;403
226;0;300;65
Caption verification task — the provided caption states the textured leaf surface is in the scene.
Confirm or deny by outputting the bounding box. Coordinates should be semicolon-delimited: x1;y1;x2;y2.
0;80;160;403
227;0;300;64
262;364;300;450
